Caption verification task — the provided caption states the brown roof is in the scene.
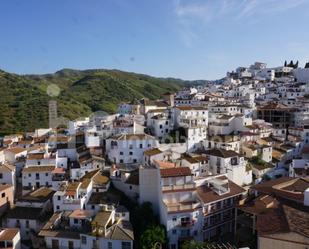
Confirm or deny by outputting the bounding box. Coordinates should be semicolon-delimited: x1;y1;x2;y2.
144;148;162;156
258;102;294;110
256;204;309;237
23;166;55;173
80;178;91;189
111;133;156;141
0;184;13;192
0;228;19;241
160;167;192;178
92;211;112;227
197;179;245;203
0;164;15;173
5;147;27;154
66;182;80;192
93;173;109;185
176;106;207;111
18;187;55;202
105;220;134;241
27;153;45;159
205;148;240;158
182;154;208;164
6;207;43;220
252;177;309;203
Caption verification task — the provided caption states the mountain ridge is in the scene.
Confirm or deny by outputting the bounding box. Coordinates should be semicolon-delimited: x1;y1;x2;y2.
0;68;206;135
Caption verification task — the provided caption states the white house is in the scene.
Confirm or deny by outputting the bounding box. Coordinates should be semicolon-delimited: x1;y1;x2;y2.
106;134;159;165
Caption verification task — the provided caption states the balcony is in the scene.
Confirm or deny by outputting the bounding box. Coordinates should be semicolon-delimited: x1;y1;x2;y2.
52;176;66;181
63;199;80;204
179;220;196;228
164;201;200;213
162;183;195;192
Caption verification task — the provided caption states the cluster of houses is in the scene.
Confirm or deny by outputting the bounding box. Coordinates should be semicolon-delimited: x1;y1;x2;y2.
0;61;308;249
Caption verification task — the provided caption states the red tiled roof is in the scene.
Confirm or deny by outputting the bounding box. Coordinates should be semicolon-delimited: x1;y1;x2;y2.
160;167;191;178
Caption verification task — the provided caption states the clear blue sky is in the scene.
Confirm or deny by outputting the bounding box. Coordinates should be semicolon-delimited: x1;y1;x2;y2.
1;0;309;80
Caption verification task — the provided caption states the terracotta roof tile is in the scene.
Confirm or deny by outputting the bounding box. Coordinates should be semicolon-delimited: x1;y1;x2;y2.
160;167;192;178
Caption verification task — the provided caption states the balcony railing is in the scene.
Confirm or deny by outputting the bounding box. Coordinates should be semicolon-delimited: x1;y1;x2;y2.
162;183;195;192
165;201;200;213
179;220;196;227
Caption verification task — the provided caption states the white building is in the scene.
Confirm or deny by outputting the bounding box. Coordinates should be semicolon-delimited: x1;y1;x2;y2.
106;134;159;164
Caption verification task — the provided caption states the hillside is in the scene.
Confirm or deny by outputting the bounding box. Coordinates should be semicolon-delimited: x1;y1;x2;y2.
0;68;193;135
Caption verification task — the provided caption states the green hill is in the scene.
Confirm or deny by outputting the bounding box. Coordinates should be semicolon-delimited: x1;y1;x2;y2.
0;68;191;135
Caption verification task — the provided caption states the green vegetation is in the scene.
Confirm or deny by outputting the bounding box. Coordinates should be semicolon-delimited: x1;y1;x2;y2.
0;68;190;135
140;225;167;249
249;155;273;171
112;183;166;249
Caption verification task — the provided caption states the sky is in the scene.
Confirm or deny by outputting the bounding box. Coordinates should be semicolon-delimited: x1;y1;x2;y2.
1;0;309;80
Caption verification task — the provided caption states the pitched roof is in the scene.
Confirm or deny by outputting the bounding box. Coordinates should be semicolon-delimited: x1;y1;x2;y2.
0;164;15;173
258;102;293;110
106;220;134;241
0;228;19;241
18;187;55;202
256;204;309;237
0;184;13;192
111;133;156;141
205;148;240;158
23;166;55;173
92;211;112;227
252;177;309;203
160;167;192;178
144;148;162;156
5;147;27;154
6;207;43;220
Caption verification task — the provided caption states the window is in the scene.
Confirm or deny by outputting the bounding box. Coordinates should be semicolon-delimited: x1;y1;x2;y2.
35;173;40;179
121;242;131;249
45;173;48;176
129;186;132;190
172;217;177;221
1;193;5;198
172;229;176;234
28;173;31;177
0;173;2;179
56;205;60;210
26;220;29;228
129;151;133;155
120;159;124;163
57;196;61;201
139;144;143;148
81;236;87;244
74;219;78;224
133;159;137;163
120;151;123;155
108;242;113;249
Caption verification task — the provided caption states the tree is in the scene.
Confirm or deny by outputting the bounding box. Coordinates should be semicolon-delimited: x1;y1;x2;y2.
181;240;213;249
140;225;167;249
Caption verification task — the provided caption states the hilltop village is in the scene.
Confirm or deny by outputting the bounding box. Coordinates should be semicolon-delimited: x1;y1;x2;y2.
0;61;309;249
